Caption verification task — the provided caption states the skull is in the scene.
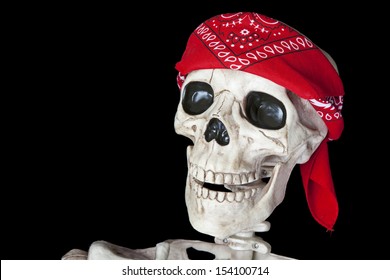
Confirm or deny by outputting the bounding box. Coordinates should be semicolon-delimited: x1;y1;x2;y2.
174;68;328;239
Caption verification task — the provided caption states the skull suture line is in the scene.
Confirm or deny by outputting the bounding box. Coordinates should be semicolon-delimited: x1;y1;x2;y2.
174;69;328;239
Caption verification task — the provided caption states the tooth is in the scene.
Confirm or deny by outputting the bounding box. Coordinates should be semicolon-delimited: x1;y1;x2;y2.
191;179;198;192
233;174;241;185
240;173;248;184
202;187;208;198
197;186;202;197
224;173;233;184
244;190;252;199
251;188;257;197
235;191;244;202
226;192;235;202
205;170;215;183
196;167;205;181
217;192;226;202
209;190;217;200
248;172;256;182
215;173;224;184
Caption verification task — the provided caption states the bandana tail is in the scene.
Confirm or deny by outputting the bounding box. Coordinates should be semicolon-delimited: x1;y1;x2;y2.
300;141;339;231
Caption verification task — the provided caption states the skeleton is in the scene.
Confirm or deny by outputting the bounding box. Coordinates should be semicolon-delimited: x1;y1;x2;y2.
63;68;332;260
62;12;343;260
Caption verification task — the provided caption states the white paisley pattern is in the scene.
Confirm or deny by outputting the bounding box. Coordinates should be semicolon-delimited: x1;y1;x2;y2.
309;96;343;121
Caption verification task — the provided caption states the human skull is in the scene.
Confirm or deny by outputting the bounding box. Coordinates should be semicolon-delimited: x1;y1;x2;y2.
174;68;328;240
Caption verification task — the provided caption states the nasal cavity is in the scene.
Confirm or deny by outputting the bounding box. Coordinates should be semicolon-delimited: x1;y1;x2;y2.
204;118;230;146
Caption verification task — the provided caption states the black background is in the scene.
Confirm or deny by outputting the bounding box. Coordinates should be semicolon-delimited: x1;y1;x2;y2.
3;1;388;260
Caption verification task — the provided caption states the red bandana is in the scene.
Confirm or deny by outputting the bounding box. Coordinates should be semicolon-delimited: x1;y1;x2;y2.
175;12;344;231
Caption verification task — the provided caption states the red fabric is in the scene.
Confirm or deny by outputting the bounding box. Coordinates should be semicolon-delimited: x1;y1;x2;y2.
300;142;339;230
175;12;345;230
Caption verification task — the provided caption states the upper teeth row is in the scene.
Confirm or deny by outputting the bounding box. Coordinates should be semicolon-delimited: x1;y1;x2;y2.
190;163;257;185
191;178;258;202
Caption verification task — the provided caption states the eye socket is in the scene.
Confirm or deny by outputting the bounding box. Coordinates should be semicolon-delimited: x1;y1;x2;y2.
245;91;286;129
182;81;214;115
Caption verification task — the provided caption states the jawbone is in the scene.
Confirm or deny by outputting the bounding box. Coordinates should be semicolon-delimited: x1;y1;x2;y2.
185;157;284;239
